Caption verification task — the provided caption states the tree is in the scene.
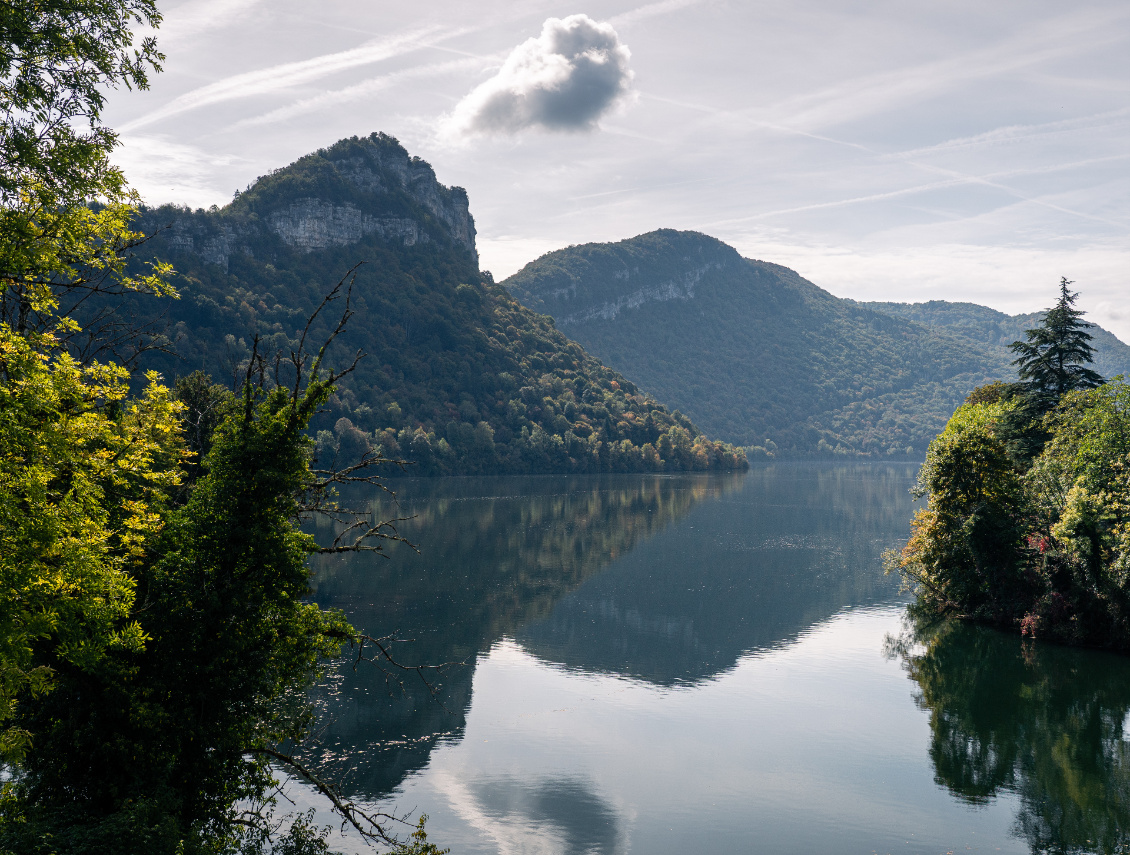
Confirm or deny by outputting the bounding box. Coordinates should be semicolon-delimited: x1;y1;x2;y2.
1;322;413;853
890;399;1030;619
1010;278;1103;405
0;5;445;852
0;0;173;364
0;0;172;770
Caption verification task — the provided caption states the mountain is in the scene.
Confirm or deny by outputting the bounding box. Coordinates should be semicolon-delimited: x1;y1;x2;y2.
129;135;746;474
502;230;1129;458
857;299;1130;383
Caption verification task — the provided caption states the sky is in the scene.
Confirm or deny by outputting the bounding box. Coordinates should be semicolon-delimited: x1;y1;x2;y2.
106;0;1130;341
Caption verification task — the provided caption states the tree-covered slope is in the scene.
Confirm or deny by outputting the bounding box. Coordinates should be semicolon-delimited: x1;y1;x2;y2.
129;136;745;475
859;299;1130;382
503;230;1015;457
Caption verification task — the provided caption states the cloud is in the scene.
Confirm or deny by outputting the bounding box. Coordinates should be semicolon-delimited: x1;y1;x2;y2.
767;7;1130;134
120;25;461;132
609;0;707;28
447;14;634;137
229;56;486;131
112;134;248;209
149;0;265;44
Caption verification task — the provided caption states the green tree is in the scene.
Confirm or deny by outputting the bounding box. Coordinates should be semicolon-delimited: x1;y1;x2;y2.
0;0;172;767
1;342;395;854
0;0;173;361
1010;277;1103;406
0;4;445;853
891;399;1030;619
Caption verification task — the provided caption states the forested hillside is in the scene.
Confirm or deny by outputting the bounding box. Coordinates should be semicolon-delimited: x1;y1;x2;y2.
859;299;1130;382
504;231;1008;456
505;231;1130;458
128;136;745;474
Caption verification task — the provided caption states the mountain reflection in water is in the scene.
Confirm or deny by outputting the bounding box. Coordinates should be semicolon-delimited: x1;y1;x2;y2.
518;463;915;684
303;465;916;801
304;473;741;797
891;617;1130;854
292;465;1130;855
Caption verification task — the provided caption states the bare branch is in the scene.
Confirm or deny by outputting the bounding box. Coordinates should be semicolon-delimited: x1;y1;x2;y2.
248;746;409;846
348;632;466;711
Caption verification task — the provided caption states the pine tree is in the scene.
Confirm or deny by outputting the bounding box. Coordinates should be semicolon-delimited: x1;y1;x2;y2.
1010;277;1104;403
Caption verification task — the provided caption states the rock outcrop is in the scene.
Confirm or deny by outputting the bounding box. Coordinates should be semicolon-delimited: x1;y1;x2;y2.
553;260;725;325
266;201;425;251
147;133;477;270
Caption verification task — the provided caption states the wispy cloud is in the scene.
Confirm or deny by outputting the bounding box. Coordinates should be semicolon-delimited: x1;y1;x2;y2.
765;8;1130;133
640;92;876;153
881;108;1130;161
147;0;265;44
608;0;708;28
703;153;1130;229
228;56;488;131
121;25;466;131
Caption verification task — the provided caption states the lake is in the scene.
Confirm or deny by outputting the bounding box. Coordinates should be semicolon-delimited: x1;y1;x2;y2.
300;464;1130;854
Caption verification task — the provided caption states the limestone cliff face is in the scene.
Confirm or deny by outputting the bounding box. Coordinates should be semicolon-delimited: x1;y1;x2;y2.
266;201;425;251
282;139;477;256
552;260;725;326
164;220;248;273
505;229;741;324
151;133;477;270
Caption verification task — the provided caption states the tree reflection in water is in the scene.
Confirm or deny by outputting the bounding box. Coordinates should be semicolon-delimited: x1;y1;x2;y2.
892;618;1130;853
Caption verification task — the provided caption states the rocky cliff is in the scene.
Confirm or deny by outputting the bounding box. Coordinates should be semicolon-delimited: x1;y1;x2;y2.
147;133;477;271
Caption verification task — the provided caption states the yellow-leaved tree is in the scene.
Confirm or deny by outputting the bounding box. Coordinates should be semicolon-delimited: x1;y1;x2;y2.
0;0;178;762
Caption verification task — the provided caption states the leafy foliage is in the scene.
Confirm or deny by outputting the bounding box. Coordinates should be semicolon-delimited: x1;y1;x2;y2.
0;0;162;206
0;0;173;363
0;0;174;772
0;326;181;763
892;294;1130;648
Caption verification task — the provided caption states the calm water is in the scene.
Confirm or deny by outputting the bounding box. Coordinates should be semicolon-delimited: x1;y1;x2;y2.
299;465;1130;854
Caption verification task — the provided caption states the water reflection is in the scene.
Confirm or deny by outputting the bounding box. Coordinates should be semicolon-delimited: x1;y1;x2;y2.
468;777;622;855
302;465;921;803
894;618;1130;854
304;474;738;797
518;463;917;684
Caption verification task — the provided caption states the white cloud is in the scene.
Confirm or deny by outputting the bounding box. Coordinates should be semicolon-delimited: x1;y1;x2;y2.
446;15;635;137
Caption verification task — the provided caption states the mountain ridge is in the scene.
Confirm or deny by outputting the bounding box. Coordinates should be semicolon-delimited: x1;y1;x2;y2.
503;229;1129;457
855;298;1130;383
128;137;747;475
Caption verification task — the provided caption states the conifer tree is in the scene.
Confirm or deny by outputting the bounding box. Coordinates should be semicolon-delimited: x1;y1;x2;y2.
1010;277;1104;404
